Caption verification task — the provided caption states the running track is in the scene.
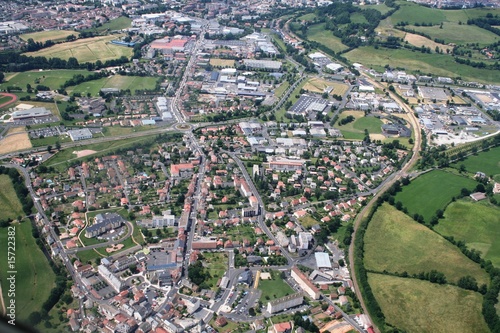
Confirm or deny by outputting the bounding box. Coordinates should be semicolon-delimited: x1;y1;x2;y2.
0;93;17;109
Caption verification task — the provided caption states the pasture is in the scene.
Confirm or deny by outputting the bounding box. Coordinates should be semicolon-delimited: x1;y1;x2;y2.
302;78;349;96
68;75;158;96
450;146;500;178
209;58;235;67
363;203;489;285
390;2;447;25
335;110;383;140
344;46;500;83
306;23;348;53
394;170;477;222
0;70;89;91
368;273;489;333
24;35;132;63
435;200;500;267
0;221;56;323
357;3;392;15
0;175;24;221
404;33;452;53
409;23;499;46
20;30;79;43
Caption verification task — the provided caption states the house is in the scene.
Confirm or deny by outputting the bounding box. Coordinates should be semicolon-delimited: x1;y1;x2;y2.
272;321;293;333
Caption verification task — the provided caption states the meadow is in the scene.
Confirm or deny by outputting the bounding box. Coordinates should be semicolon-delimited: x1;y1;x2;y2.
0;70;89;91
0;221;56;323
335;111;383;140
357;3;392;15
68;75;158;96
409;22;499;46
306;23;348;53
203;252;228;290
368;273;489;333
363;203;489;285
435;200;500;267
24;35;132;63
393;170;477;222
403;33;452;53
0;175;24;221
450;146;500;178
344;46;500;84
85;16;132;33
20;30;79;43
258;270;295;302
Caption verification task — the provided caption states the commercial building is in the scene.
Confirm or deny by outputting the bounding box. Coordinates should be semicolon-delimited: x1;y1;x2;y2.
314;252;332;270
291;266;321;300
68;128;93;142
11;107;52;120
267;293;303;314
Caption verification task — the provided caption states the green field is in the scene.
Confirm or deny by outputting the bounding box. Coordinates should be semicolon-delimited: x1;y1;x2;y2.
345;46;500;83
275;81;290;98
298;13;317;21
368;273;489;333
357;3;392;15
0;175;24;221
435;200;500;267
20;30;79;43
364;203;489;285
390;2;448;25
68;75;158;96
0;70;90;91
351;12;368;24
76;248;105;264
450;146;500;178
306;23;348;53
258;270;294;302
394;170;478;222
0;221;56;323
24;35;132;63
203;252;228;290
335;111;383;140
410;22;499;46
86;16;132;33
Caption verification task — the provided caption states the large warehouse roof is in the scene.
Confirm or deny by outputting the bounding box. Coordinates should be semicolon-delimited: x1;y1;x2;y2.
314;252;332;269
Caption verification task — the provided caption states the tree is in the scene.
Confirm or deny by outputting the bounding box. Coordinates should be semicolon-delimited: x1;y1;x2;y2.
0;71;4;82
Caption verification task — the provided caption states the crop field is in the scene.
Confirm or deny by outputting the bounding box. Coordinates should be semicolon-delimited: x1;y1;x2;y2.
0;70;89;91
0;221;56;323
368;273;489;333
435;200;500;267
345;46;500;83
20;30;79;43
364;203;489;285
302;78;349;96
409;23;498;46
450;146;500;178
209;58;235;67
306;23;348;53
68;75;158;96
335;111;383;140
0;175;24;221
403;33;452;53
258;270;295;302
394;170;477;222
24;35;132;63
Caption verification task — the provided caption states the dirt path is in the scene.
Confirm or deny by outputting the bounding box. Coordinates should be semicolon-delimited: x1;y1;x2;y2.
0;93;18;109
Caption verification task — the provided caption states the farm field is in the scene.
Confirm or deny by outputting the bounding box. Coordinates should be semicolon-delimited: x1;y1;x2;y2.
335;111;383;140
409;22;498;46
435;200;500;267
203;252;228;290
0;220;56;323
302;78;349;96
344;46;500;83
450;146;500;178
368;273;489;333
393;169;477;222
68;75;158;96
403;33;452;53
0;70;89;91
363;203;489;285
20;30;79;43
306;23;348;53
0;175;24;221
24;35;132;63
0;127;32;155
258;270;295;302
209;58;235;67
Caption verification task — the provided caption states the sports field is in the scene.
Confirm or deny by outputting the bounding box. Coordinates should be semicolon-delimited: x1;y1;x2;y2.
209;58;235;67
368;273;489;333
306;23;348;53
450;146;500;178
435;200;500;267
335;111;383;140
394;170;477;222
0;221;56;323
24;35;132;63
302;78;349;96
0;70;89;91
364;203;489;285
68;75;158;96
345;46;500;83
20;30;79;43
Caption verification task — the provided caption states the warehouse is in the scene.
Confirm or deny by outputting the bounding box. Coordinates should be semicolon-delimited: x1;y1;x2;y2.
68;128;93;142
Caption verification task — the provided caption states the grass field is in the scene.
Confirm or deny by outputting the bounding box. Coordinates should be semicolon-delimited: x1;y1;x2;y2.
0;70;89;91
275;81;290;98
364;203;489;285
404;33;452;53
335;111;383;140
410;22;499;46
298;215;319;228
302;78;349;96
0;175;24;221
345;46;500;83
351;12;368;24
209;58;235;67
435;199;500;267
76;249;104;264
20;30;79;43
357;3;392;15
0;221;56;323
68;75;158;96
394;170;477;222
306;23;348;53
298;13;317;21
258;270;294;302
24;35;132;63
390;2;448;25
368;273;489;333
450;146;500;178
203;252;228;290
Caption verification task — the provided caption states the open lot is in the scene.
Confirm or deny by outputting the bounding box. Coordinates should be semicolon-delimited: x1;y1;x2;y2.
450;146;500;178
203;252;228;290
364;203;489;285
209;58;235;67
0;127;32;155
0;221;56;323
394;170;477;223
258;270;294;302
68;75;158;96
435;199;500;267
20;30;79;43
24;35;132;63
368;273;489;333
0;175;24;221
306;23;348;54
0;70;89;91
335;110;383;140
302;78;349;96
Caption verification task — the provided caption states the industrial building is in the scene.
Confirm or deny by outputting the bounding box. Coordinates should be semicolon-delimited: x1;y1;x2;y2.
267;293;303;314
315;252;332;270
